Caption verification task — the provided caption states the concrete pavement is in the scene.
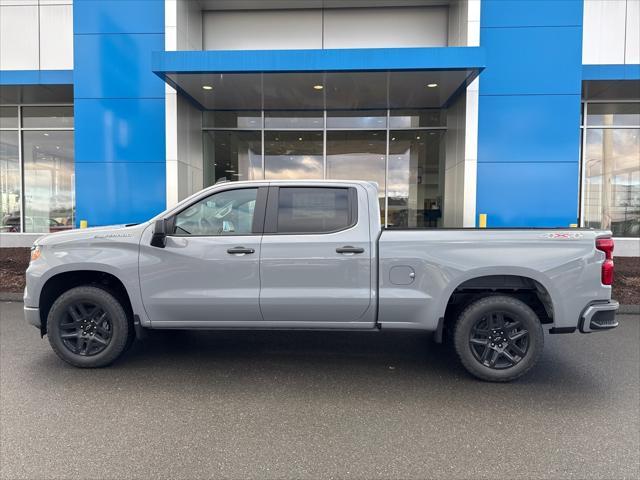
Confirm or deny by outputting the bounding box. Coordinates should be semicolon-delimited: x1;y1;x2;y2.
1;301;638;479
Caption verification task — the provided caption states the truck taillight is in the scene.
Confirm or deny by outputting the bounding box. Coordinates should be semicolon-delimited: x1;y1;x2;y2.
596;237;614;285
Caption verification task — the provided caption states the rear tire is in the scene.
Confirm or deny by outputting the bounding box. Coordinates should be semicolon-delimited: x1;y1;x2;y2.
453;295;543;382
47;286;132;368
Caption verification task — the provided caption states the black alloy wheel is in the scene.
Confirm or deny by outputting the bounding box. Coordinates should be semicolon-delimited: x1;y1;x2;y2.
58;301;113;356
453;295;544;382
47;286;132;368
468;312;529;369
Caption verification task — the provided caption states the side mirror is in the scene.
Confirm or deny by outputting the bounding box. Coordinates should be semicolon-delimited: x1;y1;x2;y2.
150;219;168;248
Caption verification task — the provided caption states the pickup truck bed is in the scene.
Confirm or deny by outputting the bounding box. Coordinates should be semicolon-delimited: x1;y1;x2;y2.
24;180;618;381
378;228;612;332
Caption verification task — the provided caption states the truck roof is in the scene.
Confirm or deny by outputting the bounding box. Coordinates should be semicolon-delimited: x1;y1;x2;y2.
214;179;378;188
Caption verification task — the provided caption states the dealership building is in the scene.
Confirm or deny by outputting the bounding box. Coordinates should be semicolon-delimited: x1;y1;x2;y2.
0;0;638;254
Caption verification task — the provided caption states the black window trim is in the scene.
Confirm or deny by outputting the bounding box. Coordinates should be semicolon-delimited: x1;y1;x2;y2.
263;185;358;235
167;185;268;237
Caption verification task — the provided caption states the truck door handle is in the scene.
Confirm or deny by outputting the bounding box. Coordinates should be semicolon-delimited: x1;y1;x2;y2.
336;246;365;254
227;246;255;255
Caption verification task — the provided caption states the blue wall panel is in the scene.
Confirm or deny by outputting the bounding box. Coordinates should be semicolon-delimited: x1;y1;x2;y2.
582;64;640;81
476;0;584;228
481;0;583;28
477;162;579;227
75;99;165;162
74;0;164;35
75;163;166;226
73;0;165;227
478;95;581;163
0;70;73;85
480;27;583;95
74;34;166;98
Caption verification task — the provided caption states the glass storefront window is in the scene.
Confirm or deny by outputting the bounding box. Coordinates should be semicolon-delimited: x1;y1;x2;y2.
389;109;445;128
326;110;387;129
0;131;21;232
583;128;640;237
22;106;74;128
203;130;262;184
1;104;74;233
265;131;323;179
387;130;445;228
202;109;448;227
23;130;75;233
264;111;324;129
587;103;640;127
326;130;386;223
202;111;262;129
0;106;18;129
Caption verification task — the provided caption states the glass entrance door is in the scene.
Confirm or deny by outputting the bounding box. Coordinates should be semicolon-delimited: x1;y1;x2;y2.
264;131;323;179
326;130;386;224
387;130;445;228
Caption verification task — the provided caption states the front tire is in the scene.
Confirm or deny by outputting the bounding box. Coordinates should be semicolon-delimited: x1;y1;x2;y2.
47;286;132;368
453;295;544;382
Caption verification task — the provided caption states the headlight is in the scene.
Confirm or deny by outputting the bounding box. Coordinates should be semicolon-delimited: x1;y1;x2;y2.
30;245;41;263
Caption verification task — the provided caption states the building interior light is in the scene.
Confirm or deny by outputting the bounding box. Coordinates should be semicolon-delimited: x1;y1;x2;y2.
298;137;303;141
202;85;213;90
427;83;438;88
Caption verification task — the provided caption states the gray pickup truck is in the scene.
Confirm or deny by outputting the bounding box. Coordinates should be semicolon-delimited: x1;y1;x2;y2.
24;180;619;381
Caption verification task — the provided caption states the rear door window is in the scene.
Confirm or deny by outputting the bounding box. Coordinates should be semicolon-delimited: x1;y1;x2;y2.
275;187;355;234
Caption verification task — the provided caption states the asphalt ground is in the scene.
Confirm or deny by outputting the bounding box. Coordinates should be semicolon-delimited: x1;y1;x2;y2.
1;301;639;480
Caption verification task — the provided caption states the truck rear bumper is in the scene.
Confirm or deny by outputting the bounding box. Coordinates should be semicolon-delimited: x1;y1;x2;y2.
579;300;619;333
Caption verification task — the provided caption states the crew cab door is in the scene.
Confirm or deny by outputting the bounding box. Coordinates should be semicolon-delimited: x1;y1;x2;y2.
259;185;373;326
138;185;267;327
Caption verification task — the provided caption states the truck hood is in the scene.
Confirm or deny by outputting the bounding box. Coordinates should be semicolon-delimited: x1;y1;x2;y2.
35;223;149;246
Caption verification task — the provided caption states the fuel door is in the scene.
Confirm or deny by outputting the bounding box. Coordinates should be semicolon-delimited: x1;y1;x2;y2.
389;265;416;285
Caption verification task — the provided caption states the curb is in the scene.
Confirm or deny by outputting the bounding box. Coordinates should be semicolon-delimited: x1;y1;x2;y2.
0;292;23;302
618;304;640;315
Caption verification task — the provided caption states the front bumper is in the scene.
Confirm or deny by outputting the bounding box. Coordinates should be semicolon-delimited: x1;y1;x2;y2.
24;305;41;329
579;300;619;333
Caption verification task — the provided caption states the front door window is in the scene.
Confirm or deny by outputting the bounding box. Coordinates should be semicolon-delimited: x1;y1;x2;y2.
174;188;257;236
